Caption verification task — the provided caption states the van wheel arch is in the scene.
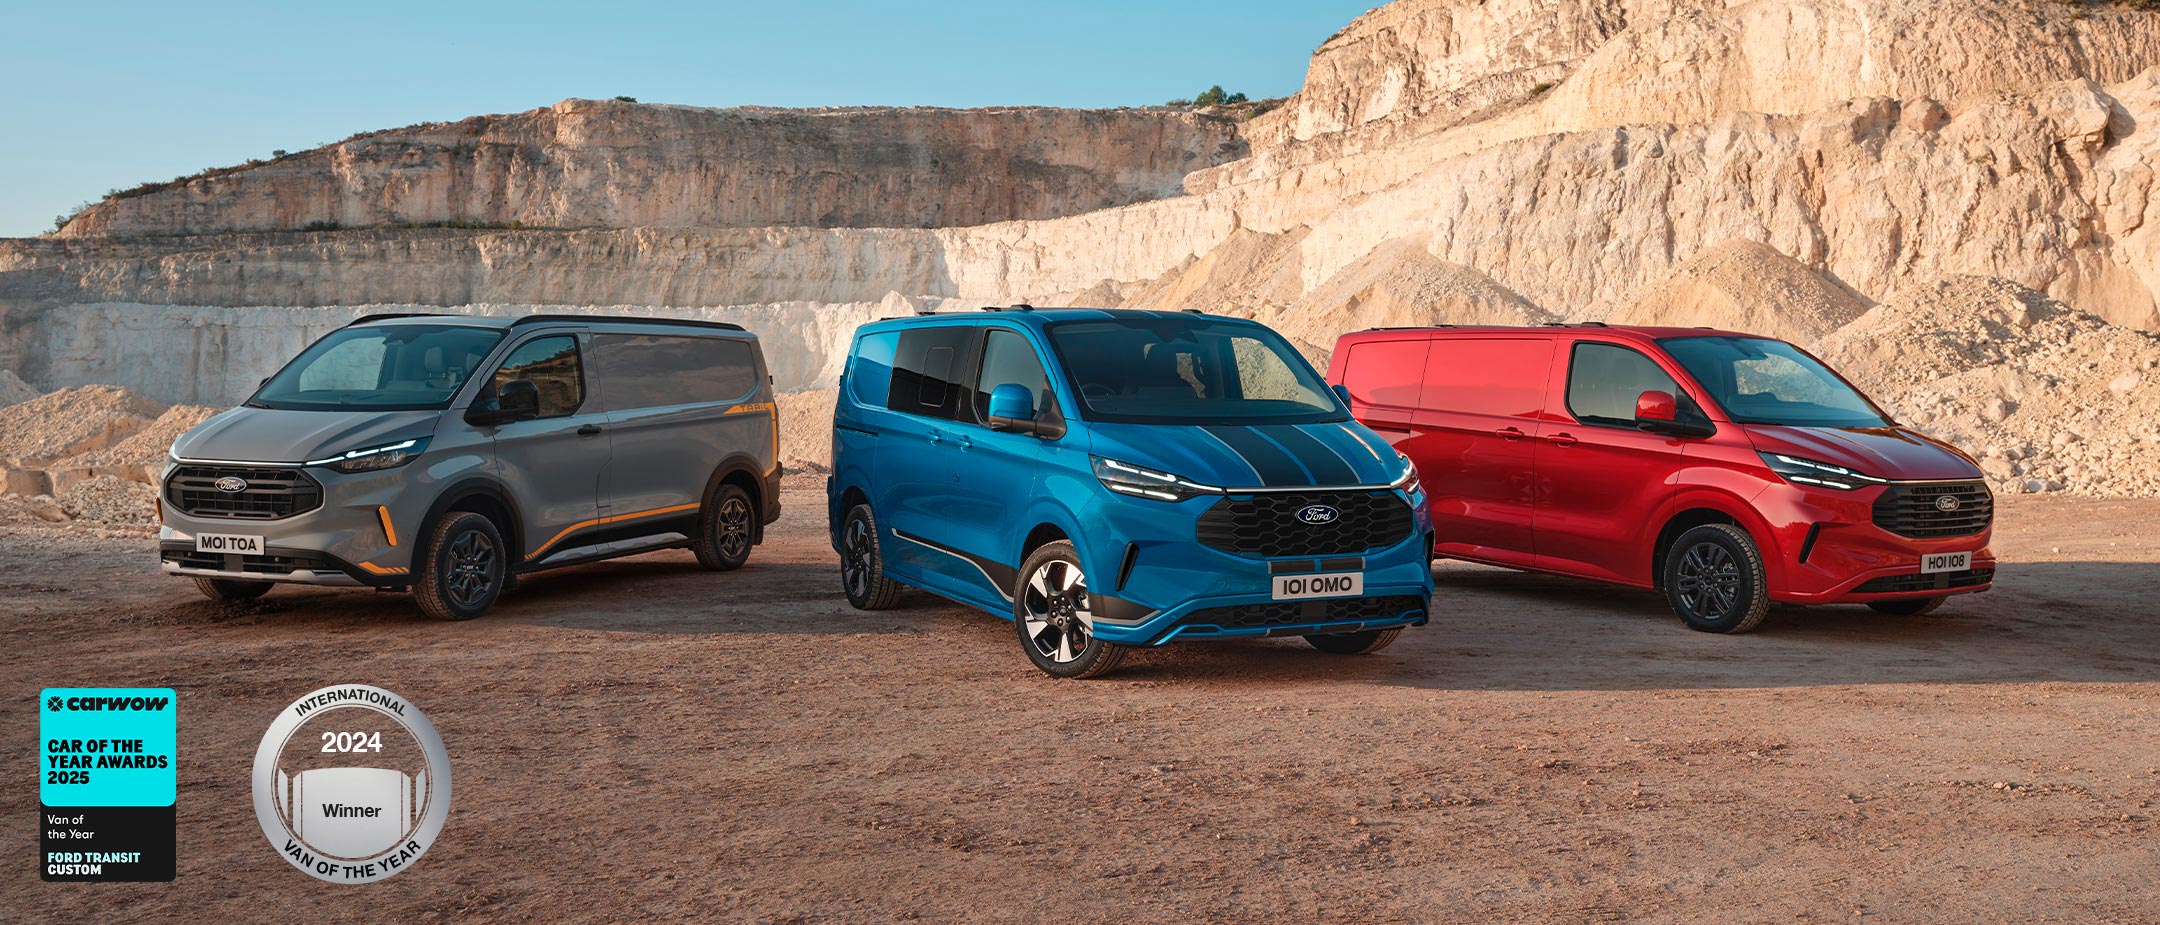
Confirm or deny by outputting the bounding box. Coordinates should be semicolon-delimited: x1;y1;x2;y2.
1019;523;1071;569
701;460;770;544
1651;508;1745;590
418;482;525;576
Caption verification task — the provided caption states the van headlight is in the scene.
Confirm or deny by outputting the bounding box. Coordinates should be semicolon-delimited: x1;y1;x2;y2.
309;437;431;473
1758;452;1884;491
1389;452;1422;495
1091;456;1219;502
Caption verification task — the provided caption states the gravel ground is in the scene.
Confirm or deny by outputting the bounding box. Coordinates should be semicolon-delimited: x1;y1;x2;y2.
2;492;2156;922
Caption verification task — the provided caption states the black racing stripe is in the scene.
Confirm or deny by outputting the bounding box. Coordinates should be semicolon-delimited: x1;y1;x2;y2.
1257;425;1359;485
1202;425;1309;486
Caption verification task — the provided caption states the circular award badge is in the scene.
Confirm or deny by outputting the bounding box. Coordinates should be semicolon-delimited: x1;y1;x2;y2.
251;685;451;883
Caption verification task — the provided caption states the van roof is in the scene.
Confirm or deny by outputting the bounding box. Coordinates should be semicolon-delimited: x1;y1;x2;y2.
857;306;1249;334
1338;323;1771;345
342;312;751;334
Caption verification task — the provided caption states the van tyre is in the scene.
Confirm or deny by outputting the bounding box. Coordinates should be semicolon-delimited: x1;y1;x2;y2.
415;511;506;621
192;577;272;602
693;483;756;571
1014;541;1128;679
839;504;903;610
1869;596;1947;616
1306;627;1403;655
1662;523;1770;633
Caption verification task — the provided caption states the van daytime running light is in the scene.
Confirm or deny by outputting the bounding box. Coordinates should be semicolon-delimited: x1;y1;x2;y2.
1091;457;1222;503
308;437;432;473
1758;452;1885;491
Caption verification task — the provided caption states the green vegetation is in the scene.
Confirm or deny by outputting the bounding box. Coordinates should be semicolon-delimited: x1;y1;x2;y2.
613;95;638;102
1530;81;1557;95
1167;85;1250;108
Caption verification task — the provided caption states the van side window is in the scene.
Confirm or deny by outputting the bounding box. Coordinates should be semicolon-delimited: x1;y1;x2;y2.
1565;342;1681;427
887;327;972;420
491;335;585;418
1420;339;1554;417
591;334;758;410
971;329;1051;424
1344;339;1429;407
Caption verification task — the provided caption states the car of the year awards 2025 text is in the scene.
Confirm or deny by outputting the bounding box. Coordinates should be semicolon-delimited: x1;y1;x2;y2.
829;306;1433;678
1329;323;1994;633
158;313;782;620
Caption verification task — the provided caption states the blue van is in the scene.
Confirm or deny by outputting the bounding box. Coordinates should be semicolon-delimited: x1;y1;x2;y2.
828;307;1433;678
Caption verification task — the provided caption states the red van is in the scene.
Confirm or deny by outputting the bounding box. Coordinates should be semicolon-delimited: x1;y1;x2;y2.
1327;324;1994;632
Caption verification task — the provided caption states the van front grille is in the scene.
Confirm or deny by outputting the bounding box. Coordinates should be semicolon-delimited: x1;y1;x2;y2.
1195;491;1413;558
1871;482;1992;538
167;466;324;520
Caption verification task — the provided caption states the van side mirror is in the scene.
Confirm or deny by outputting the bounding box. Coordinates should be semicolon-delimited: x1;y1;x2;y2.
985;383;1066;439
1635;389;1714;437
1330;383;1353;407
1634;390;1677;423
467;379;540;426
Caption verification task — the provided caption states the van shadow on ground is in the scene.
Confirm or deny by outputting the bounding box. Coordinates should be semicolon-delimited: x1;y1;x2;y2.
1108;560;2160;691
488;550;2160;692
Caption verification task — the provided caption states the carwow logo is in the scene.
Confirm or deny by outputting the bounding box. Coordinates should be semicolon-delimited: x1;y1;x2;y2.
1296;504;1340;525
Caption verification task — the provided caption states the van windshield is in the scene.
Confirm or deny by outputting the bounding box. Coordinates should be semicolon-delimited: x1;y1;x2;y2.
249;324;505;411
1046;317;1344;424
1659;336;1889;428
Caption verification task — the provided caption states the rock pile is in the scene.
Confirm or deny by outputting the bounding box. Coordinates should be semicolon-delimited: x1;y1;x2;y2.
58;404;220;468
1815;277;2160;497
0;385;166;465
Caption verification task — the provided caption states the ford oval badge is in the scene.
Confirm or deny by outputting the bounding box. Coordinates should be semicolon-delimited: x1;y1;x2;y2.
214;476;249;493
1934;494;1961;512
1296;504;1340;525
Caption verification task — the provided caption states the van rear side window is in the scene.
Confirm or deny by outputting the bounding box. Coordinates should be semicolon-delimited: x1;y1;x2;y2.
886;327;972;420
592;334;757;410
1344;339;1429;407
1421;339;1554;417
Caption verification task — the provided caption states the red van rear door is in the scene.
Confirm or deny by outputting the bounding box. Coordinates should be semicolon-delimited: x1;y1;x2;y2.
1410;337;1556;564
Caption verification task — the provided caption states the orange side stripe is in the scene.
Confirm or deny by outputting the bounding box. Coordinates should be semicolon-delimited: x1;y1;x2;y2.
377;506;399;547
357;562;409;576
526;502;703;561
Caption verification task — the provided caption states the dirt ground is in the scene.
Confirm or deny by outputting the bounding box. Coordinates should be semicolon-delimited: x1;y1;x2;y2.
3;492;2157;923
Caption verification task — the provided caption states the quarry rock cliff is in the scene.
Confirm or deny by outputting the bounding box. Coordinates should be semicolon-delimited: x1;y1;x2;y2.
7;0;2160;496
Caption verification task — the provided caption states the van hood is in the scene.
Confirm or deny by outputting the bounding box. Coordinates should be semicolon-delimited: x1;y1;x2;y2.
1743;424;1983;482
172;407;444;464
1086;420;1404;489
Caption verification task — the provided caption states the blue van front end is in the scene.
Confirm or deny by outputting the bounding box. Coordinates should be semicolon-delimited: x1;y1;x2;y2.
1071;483;1434;646
828;308;1435;677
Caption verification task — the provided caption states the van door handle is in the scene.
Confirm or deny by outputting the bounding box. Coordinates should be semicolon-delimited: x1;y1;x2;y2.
1547;432;1578;447
926;431;941;444
577;424;603;437
957;436;973;449
1496;426;1525;441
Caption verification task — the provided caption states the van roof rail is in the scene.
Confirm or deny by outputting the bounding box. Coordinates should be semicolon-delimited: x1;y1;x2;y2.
511;314;747;332
345;312;448;327
1542;320;1608;327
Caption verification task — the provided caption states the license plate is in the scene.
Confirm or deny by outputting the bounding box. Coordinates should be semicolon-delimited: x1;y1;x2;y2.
1919;551;1972;574
195;533;264;555
1271;571;1362;600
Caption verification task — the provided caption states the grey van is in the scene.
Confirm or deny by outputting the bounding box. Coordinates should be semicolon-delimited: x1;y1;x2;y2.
158;313;781;619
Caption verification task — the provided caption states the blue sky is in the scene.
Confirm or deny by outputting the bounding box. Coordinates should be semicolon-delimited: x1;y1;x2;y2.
0;0;1376;238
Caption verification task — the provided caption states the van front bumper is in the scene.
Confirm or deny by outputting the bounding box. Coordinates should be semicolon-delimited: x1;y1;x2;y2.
157;542;391;587
1756;482;1996;604
1089;584;1432;647
1075;487;1436;646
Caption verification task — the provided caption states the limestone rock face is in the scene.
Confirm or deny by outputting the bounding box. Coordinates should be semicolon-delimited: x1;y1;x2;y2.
54;101;1245;238
1599;239;1869;342
13;0;2160;495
